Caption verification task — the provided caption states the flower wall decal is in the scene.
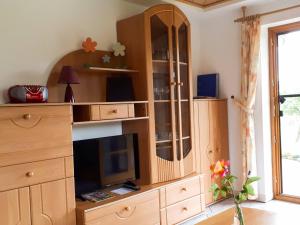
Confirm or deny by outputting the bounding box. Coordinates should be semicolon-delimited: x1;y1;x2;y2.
82;37;97;53
112;42;126;56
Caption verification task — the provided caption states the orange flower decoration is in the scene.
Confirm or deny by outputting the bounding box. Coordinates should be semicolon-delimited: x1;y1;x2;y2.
210;160;230;178
82;37;97;52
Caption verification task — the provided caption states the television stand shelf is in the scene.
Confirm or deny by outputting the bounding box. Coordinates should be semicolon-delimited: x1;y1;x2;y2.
76;173;205;225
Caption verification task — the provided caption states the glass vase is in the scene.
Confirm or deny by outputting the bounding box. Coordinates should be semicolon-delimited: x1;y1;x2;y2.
233;203;245;225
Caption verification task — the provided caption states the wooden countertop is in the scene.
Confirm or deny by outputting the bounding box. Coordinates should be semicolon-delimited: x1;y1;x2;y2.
197;207;298;225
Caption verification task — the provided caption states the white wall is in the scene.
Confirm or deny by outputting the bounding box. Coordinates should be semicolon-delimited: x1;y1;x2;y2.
0;0;146;103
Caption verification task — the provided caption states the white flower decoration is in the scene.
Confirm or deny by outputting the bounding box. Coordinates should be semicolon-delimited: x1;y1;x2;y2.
112;42;126;56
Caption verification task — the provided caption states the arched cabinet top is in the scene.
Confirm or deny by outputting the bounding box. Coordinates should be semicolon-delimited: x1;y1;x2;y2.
144;4;190;26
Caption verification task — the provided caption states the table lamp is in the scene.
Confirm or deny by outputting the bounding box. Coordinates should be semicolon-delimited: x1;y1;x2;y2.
58;66;80;103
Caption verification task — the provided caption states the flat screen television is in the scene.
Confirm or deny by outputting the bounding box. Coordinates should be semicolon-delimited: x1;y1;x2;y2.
73;134;139;197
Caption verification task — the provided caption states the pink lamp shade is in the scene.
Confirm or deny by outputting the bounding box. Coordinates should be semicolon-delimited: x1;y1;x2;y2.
58;66;80;103
58;66;80;84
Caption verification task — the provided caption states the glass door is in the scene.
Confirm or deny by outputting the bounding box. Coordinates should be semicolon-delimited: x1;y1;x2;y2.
277;29;300;198
150;9;193;181
150;13;178;177
173;13;192;176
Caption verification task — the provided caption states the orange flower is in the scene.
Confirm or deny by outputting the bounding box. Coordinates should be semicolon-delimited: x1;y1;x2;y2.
210;160;230;178
82;37;97;53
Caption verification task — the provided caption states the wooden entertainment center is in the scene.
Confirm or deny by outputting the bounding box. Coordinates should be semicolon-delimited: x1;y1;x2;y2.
0;4;229;225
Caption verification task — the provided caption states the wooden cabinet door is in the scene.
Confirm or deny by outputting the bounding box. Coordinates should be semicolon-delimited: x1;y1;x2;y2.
194;100;229;205
208;100;229;204
209;100;229;162
0;187;31;225
216;101;229;162
194;100;214;205
30;178;76;225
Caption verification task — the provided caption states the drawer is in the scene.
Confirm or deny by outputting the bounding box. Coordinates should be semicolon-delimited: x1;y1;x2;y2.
99;104;134;120
85;190;160;225
0;106;72;166
0;158;66;191
166;176;201;206
166;195;203;225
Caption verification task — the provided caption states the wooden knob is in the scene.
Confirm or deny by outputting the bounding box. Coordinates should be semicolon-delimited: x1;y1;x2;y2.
179;82;184;86
112;109;118;113
124;206;131;211
23;114;31;120
182;207;188;212
171;82;177;86
181;187;187;192
209;150;213;154
26;172;34;177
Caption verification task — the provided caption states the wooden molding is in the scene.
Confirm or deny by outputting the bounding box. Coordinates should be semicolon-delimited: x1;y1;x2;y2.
176;0;236;9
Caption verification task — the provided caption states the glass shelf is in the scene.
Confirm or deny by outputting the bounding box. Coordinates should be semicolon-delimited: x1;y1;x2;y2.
156;136;190;144
152;60;188;65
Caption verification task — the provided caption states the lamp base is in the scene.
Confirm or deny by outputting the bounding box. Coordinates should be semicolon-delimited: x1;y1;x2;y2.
64;84;75;103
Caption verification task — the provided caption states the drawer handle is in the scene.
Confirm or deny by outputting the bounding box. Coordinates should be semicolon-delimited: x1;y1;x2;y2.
116;206;136;219
182;207;188;212
171;82;177;86
124;206;131;211
179;82;184;86
208;150;213;154
111;109;118;114
23;114;32;120
26;172;34;177
181;187;187;192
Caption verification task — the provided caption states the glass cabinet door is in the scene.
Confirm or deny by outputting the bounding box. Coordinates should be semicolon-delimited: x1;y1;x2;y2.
150;13;176;163
173;18;192;164
150;9;193;181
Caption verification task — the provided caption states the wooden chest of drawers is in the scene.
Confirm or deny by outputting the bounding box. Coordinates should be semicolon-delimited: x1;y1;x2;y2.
160;175;205;225
90;104;135;121
0;105;76;225
77;175;205;225
166;195;203;225
165;176;201;206
0;105;73;166
0;158;66;191
80;190;160;225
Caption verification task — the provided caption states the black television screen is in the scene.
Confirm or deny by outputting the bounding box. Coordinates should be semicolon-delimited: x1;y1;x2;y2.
73;134;139;197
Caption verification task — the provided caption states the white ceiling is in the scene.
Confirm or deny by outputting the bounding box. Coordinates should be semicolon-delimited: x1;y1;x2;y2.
124;0;285;11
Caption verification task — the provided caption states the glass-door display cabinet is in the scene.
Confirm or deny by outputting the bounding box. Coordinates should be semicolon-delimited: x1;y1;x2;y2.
117;4;195;183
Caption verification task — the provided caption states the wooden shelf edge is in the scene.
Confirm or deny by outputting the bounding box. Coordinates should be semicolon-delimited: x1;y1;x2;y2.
88;67;139;73
72;101;148;105
154;99;189;103
72;116;149;126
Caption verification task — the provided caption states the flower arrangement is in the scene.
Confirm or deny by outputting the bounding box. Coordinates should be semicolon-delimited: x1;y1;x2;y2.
210;160;260;225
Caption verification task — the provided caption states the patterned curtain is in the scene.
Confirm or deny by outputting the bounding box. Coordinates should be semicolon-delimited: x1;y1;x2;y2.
234;16;261;195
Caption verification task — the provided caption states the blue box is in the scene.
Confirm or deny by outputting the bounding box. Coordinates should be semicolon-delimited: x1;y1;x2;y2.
197;74;219;98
